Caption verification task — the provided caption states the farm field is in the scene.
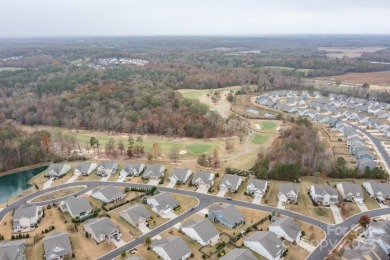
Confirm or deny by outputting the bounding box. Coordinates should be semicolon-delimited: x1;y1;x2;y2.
0;67;24;72
262;66;312;75
318;47;386;58
315;71;390;88
177;86;242;100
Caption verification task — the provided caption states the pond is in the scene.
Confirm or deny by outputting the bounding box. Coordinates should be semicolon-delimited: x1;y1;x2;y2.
0;165;48;203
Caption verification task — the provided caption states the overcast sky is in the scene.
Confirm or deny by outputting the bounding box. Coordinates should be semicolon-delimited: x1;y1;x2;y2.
1;0;390;37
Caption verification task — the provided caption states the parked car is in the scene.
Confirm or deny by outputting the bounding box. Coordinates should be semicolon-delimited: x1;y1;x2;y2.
226;197;232;200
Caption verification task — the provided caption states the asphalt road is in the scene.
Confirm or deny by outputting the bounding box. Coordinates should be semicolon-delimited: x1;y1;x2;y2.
2;180;390;260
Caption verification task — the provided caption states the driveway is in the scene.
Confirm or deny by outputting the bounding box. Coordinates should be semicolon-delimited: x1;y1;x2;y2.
66;175;78;184
356;201;368;212
196;186;209;194
100;174;111;181
216;190;227;197
116;176;125;183
330;205;343;224
298;239;316;253
43;179;54;189
147;179;159;186
161;211;177;219
197;208;208;216
167;182;175;188
252;196;262;204
276;200;285;209
138;223;151;234
378;202;389;208
112;238;126;248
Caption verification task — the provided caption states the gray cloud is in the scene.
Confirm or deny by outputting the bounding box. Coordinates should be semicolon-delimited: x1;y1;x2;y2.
1;0;389;37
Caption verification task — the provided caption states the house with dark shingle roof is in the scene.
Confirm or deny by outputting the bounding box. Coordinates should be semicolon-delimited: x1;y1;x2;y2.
244;231;286;260
181;219;220;246
43;231;72;260
208;204;245;229
151;236;191;260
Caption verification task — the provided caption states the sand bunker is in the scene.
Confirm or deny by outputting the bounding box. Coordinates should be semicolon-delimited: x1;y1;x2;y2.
179;150;188;155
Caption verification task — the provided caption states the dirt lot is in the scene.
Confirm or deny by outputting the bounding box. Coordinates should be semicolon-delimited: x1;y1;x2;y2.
318;47;385;59
315;71;390;89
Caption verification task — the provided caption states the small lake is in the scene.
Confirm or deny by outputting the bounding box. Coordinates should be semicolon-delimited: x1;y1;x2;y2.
0;165;48;203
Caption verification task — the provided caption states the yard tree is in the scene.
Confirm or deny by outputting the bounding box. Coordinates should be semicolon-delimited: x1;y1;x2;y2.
128;135;134;149
213;149;220;168
169;145;179;163
117;140;125;155
359;214;371;228
144;236;151;245
152;143;160;159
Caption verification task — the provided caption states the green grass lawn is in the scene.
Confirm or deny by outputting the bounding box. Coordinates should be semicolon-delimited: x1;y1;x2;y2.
260;121;277;131
178;86;242;100
252;134;270;144
0;67;23;72
185;143;211;154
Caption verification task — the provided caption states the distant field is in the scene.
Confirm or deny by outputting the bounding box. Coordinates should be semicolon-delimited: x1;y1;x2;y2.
178;86;242;100
315;71;390;88
318;47;386;59
0;67;23;72
262;66;312;75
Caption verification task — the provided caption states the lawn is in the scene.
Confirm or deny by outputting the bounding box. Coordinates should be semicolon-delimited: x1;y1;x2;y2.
251;134;270;145
178;86;242;100
30;186;86;203
0;67;23;72
185;144;211;154
285;241;310;260
261;181;279;207
259;121;277;131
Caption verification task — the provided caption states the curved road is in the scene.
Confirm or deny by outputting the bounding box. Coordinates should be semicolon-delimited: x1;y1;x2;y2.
2;180;390;260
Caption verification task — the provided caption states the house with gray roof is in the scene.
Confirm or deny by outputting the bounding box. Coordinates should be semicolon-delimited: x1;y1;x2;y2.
220;248;257;260
357;158;377;171
363;182;390;202
45;163;71;178
269;217;302;242
13;205;43;232
337;183;363;202
84;217;121;244
43;231;72;260
191;171;215;188
208;204;245;229
0;240;26;260
142;164;165;180
309;185;339;206
219;175;242;192
246;178;268;197
126;257;143;260
60;196;93;219
97;161;118;176
92;185;125;203
349;143;367;155
119;162;145;178
147;192;178;215
151;236;191;260
356;150;375;161
120;204;151;228
74;162;98;176
244;231;286;260
342;242;387;260
365;220;390;255
328;117;341;127
277;183;298;204
181;219;220;246
168;168;192;184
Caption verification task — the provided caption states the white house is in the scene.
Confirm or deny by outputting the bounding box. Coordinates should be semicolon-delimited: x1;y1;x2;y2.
191;171;215;188
45;163;72;178
91;185;125;203
269;217;302;242
363;182;390;202
60;196;93;219
74;162;98;176
278;183;298;204
142;164;165;180
97;161;118;176
169;168;192;184
147;192;178;215
152;236;191;260
83;217;121;244
246;178;268;197
309;185;339;206
180;219;220;246
244;231;286;260
336;183;363;202
13;206;43;232
119;162;145;178
219;175;242;192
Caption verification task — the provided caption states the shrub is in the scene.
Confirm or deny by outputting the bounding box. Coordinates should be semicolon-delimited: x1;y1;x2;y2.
121;251;126;258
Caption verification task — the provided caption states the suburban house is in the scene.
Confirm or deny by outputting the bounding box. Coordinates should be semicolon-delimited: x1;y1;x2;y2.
363;182;390;202
191;171;215;188
208;204;245;229
246;178;268;197
45;163;71;178
346;136;364;147
84;217;121;244
142;164;165;180
60;196;93;219
120;204;151;228
97;161;118;176
269;217;302;242
356;150;375;161
168;168;192;184
151;236;191;260
342;243;387;260
277;183;298;204
364;220;390;255
43;231;72;260
309;185;339;206
119;162;145;178
336;183;363;202
357;158;377;171
244;231;286;260
0;240;26;260
91;185;125;203
220;249;257;260
219;174;242;192
13;205;43;232
146;192;178;215
74;162;98;176
349;143;367;155
180;219;220;246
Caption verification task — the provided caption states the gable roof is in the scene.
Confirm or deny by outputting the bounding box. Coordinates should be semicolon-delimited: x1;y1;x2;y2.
220;248;257;260
365;182;390;197
64;196;92;217
43;231;72;260
120;204;151;226
181;219;219;243
122;162;144;174
342;243;387;260
170;168;191;182
312;185;338;196
93;185;124;201
99;161;118;170
152;236;191;260
192;171;215;185
13;206;39;220
75;162;96;173
340;183;363;198
84;217;119;238
270;217;301;240
245;231;286;259
247;178;267;191
219;175;241;189
209;204;244;225
47;164;69;176
148;192;178;211
0;240;26;260
143;164;164;177
279;183;298;195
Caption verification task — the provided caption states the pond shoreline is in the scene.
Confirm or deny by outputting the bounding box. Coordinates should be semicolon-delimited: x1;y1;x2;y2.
0;163;49;177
